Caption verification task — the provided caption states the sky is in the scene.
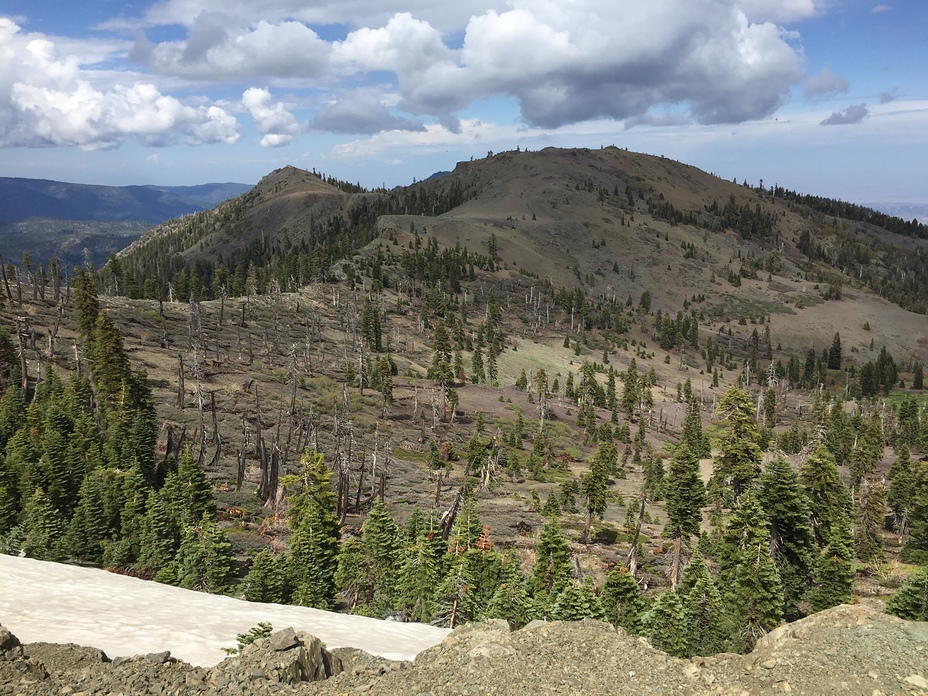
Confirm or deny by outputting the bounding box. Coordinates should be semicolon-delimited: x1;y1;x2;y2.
0;0;926;208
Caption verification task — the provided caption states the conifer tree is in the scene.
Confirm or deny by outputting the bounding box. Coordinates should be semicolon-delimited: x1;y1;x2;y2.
529;516;573;615
711;386;763;505
484;554;531;629
353;499;402;614
551;578;606;621
888;446;915;534
807;533;856;612
663;444;706;587
680;555;728;657
169;445;215;528
718;491;783;652
395;533;440;623
648;590;688;657
901;458;928;563
756;455;815;620
136;490;180;574
285;451;341;610
885;568;928;621
72;269;100;343
680;396;709;458
854;480;886;562
542;491;561;518
433;553;481;628
800;442;853;549
242;549;287;604
174;512;236;594
580;440;613;543
334;536;370;612
64;471;111;563
21;487;65;561
600;567;647;633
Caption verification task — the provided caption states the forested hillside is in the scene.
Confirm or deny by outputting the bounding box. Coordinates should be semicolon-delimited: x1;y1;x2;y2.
1;147;927;661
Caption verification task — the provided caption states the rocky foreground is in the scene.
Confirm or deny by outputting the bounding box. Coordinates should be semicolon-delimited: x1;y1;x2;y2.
2;605;927;696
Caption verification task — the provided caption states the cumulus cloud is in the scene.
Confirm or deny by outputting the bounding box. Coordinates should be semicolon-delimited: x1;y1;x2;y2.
311;89;425;134
130;1;809;131
0;18;239;149
5;1;827;147
821;103;869;125
738;0;829;23
134;15;330;80
804;67;850;100
241;87;301;146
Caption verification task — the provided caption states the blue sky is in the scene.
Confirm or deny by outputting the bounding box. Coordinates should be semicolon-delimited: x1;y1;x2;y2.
0;0;926;209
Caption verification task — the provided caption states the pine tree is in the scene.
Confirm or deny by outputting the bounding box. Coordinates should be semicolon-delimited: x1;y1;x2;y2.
136;490;180;574
285;451;341;610
600;567;647;633
395;533;440;623
551;578;606;621
807;532;855;612
800;442;853;549
681;555;728;657
484;554;531;629
828;332;842;370
580;440;613;543
21;487;65;561
433;553;481;628
169;445;215;528
175;513;236;594
885;568;928;621
529;516;573;616
663;444;706;587
648;590;688;657
64;471;111;563
354;499;402;615
711;386;763;505
542;491;561;518
888;446;915;534
680;396;709;458
756;455;815;621
854;480;886;562
901;458;928;563
718;491;783;652
242;549;287;604
72;269;100;343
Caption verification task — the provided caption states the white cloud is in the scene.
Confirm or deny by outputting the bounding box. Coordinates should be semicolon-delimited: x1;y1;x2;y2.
804;67;850;100
872;5;892;13
820;103;869;125
135;16;330;81
241;87;301;146
738;0;830;23
129;1;809;131
311;89;425;134
0;19;239;149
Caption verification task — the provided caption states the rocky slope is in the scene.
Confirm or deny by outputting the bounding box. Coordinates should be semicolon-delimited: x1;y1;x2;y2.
2;605;926;696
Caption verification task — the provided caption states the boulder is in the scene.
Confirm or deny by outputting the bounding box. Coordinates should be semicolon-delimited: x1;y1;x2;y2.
211;628;343;686
0;624;21;653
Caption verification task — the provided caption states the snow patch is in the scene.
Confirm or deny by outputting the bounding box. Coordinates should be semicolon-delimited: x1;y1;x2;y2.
0;555;448;666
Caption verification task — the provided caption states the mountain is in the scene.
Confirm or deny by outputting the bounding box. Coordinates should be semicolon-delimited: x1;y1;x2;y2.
0;177;251;269
1;146;927;673
118;146;928;355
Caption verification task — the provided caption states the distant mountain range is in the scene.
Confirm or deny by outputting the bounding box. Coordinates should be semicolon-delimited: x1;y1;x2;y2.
0;177;252;269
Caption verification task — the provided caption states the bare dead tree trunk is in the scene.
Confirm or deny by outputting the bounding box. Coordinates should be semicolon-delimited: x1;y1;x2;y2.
669;535;682;590
626;489;647;578
177;354;185;409
0;257;13;302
